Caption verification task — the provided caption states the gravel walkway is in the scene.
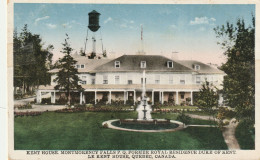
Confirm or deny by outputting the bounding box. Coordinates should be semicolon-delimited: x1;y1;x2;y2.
222;118;240;150
14;105;67;112
14;93;51;105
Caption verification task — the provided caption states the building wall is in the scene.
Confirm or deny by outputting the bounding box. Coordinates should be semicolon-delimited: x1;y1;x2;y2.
50;72;224;87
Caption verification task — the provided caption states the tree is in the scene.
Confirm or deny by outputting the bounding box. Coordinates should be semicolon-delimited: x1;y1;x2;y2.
13;25;53;94
214;16;255;124
195;81;219;117
54;34;83;105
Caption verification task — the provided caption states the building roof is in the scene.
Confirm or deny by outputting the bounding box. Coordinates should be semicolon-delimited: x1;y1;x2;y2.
176;60;225;74
49;56;112;73
49;54;224;74
93;55;193;72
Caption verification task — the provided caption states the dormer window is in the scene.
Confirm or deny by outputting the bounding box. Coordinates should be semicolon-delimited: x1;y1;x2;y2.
167;61;173;68
115;61;120;68
141;61;146;68
81;64;85;68
194;64;200;70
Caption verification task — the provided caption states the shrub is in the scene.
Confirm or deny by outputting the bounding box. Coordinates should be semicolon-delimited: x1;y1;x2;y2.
177;111;191;126
15;104;33;110
74;104;86;108
103;123;109;128
41;98;51;104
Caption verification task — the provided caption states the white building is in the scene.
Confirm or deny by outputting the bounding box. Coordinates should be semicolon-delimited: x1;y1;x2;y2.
37;54;225;105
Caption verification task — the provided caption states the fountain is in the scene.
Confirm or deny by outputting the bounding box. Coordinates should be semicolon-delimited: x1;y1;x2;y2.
102;70;184;132
136;70;152;120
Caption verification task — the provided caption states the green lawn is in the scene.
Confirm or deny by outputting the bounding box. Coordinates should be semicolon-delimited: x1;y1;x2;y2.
152;113;217;125
235;120;255;149
14;112;227;150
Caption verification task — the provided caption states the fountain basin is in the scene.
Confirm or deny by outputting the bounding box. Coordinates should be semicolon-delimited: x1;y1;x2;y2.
102;119;184;133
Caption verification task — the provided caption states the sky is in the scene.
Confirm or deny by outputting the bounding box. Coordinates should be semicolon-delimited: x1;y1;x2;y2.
14;4;255;65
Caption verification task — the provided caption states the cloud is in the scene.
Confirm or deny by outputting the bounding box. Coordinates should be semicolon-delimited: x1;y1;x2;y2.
62;22;72;29
46;23;57;29
190;17;216;25
119;19;135;29
34;16;49;25
104;17;112;24
169;24;177;28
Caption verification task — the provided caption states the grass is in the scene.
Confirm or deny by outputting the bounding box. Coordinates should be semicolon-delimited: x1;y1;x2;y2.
14;111;227;150
186;111;217;116
152;113;217;125
235;120;255;149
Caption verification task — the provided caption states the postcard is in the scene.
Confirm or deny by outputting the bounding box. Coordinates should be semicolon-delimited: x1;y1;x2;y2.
6;0;260;159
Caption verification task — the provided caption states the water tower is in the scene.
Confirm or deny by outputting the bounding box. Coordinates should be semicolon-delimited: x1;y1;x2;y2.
83;10;106;59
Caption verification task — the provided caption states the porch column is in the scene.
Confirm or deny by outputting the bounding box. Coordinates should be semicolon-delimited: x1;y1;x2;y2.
176;91;179;105
161;91;164;104
191;91;193;105
51;91;56;104
126;91;129;100
82;93;85;103
94;91;97;104
124;91;126;104
80;92;83;105
159;91;161;103
134;90;136;104
109;91;112;104
37;90;42;104
152;90;154;105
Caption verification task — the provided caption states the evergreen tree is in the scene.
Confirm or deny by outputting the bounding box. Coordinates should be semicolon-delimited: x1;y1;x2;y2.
54;34;83;105
214;16;255;123
13;24;53;94
195;81;219;116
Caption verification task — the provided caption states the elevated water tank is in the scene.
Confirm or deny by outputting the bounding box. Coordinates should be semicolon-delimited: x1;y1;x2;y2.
88;10;100;32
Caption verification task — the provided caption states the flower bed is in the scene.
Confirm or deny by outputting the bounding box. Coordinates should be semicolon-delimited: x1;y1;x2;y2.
55;107;134;113
152;108;201;114
14;111;42;117
14;104;32;110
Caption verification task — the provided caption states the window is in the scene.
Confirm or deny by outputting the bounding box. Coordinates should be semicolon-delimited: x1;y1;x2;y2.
76;64;80;69
115;61;120;68
81;81;86;84
81;64;85;68
127;75;133;85
140;61;146;68
196;77;201;84
194;64;200;70
103;75;108;84
169;75;173;84
167;61;173;68
115;75;120;84
155;75;160;84
181;93;185;99
91;79;95;85
180;76;185;84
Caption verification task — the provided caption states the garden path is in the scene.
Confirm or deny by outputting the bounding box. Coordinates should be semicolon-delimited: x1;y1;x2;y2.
14;105;67;112
14;93;51;105
187;114;240;150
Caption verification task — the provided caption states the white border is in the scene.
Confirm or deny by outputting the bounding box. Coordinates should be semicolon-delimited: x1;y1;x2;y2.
7;0;260;160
